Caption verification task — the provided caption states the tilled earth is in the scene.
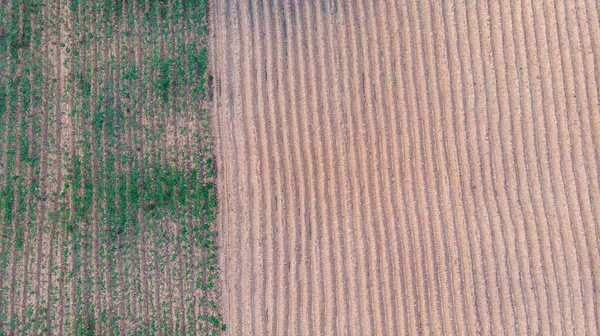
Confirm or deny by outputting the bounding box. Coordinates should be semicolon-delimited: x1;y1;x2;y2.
213;0;600;335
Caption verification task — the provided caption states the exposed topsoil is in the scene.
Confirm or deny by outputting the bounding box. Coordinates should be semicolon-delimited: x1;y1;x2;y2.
212;0;600;335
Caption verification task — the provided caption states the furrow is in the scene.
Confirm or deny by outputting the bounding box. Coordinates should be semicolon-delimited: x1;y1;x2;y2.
394;0;438;333
44;0;67;330
466;1;515;334
361;1;403;334
280;1;308;334
571;0;600;330
270;1;297;333
311;2;351;334
245;1;270;335
286;2;320;334
496;0;546;333
582;0;600;168
215;0;244;333
529;1;583;334
441;1;487;333
157;7;176;333
32;1;54;329
230;1;255;334
481;1;534;333
550;0;599;333
331;2;372;334
518;1;569;334
6;5;26;328
89;1;105;332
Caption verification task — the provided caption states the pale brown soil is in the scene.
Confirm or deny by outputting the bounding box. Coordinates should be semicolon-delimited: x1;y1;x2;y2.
212;0;600;334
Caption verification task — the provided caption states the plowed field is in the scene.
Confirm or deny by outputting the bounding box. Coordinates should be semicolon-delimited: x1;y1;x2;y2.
212;0;600;335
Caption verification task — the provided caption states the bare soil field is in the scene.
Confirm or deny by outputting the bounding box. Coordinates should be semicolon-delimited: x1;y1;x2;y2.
212;0;600;334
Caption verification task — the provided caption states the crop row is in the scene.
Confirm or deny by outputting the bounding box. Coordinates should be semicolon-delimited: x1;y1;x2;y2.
0;0;223;334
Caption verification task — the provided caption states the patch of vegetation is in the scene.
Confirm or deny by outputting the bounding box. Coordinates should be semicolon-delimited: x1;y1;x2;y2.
0;0;223;334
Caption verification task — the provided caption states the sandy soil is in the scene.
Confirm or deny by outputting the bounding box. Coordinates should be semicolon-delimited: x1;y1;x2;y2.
212;0;600;334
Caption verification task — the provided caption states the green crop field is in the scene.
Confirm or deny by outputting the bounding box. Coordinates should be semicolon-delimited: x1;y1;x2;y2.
0;0;223;334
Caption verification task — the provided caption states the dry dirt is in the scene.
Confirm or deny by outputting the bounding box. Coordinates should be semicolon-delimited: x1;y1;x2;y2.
212;0;600;334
